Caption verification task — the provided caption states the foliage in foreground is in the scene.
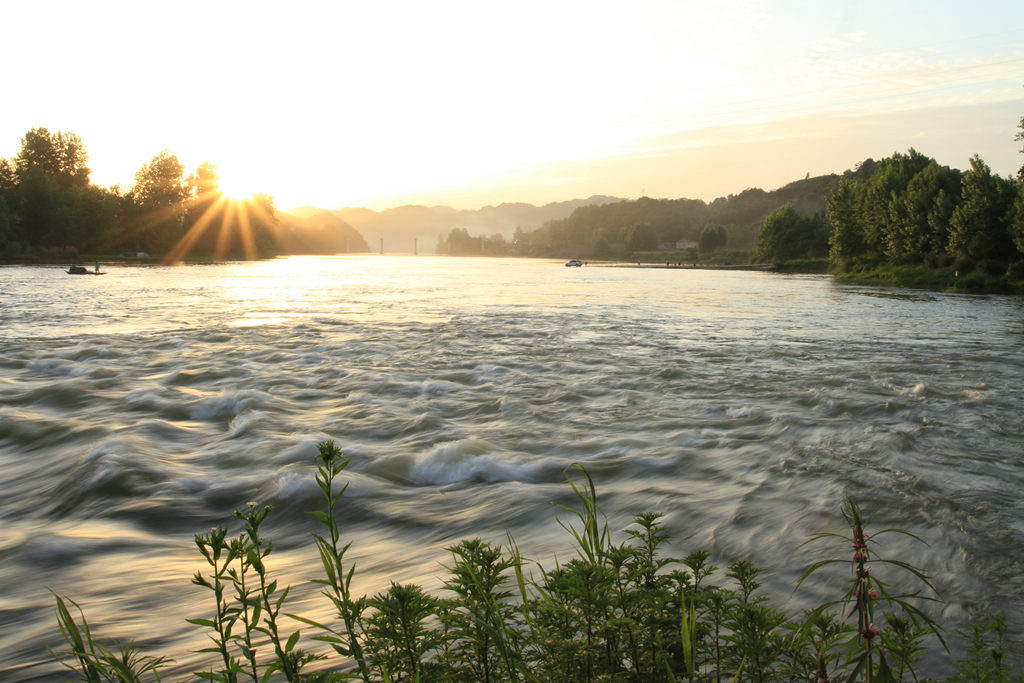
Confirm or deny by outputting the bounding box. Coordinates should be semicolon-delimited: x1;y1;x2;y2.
50;441;1021;682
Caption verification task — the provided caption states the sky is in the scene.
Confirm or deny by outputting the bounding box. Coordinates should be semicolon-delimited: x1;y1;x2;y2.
2;0;1022;211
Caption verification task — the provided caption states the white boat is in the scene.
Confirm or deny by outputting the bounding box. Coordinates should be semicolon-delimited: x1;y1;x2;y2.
565;259;582;267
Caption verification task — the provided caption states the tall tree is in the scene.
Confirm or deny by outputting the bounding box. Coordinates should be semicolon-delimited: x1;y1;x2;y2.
826;177;866;266
698;224;727;252
127;151;190;253
1011;180;1024;257
14;127;90;187
860;149;931;258
132;151;189;208
10;128;94;249
0;158;19;252
890;161;961;262
190;162;220;199
754;205;828;262
948;155;1015;261
0;157;14;194
1016;115;1024;180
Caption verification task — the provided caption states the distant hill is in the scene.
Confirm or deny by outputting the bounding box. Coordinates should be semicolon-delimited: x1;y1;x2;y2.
514;174;841;258
273;212;370;254
279;174;843;257
703;173;839;248
287;196;623;253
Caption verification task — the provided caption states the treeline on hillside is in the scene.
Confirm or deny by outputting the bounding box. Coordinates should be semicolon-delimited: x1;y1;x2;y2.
0;127;366;261
436;175;837;259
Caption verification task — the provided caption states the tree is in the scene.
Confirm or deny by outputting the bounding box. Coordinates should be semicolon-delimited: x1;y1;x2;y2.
826;177;866;266
126;151;190;253
0;158;16;252
14;127;90;187
16;165;59;248
8;128;96;250
754;205;828;262
1016;115;1024;180
860;149;931;258
948;155;1014;261
0;157;14;194
132;151;189;208
624;222;658;252
190;162;221;199
698;224;727;252
1009;180;1024;257
890;161;961;262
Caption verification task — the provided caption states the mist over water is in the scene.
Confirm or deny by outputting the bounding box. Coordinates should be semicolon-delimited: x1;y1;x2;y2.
1;256;1022;679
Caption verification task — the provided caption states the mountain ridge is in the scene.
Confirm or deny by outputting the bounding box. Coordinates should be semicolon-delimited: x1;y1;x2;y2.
283;195;624;253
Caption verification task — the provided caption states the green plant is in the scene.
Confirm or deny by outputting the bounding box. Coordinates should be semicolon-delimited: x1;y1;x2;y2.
189;503;315;682
441;538;523;682
798;497;946;682
50;592;169;682
290;440;372;681
953;613;1021;682
364;582;440;681
190;525;245;681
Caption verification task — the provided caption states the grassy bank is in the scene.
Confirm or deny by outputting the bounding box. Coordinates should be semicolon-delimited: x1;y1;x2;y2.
833;263;1024;295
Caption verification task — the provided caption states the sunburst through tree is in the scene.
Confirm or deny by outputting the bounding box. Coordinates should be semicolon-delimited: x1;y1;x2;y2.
162;163;278;262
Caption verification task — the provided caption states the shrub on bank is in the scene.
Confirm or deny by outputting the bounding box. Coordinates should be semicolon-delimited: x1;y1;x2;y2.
50;442;1019;682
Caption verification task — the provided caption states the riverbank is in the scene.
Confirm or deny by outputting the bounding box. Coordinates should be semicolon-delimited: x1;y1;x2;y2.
834;262;1024;294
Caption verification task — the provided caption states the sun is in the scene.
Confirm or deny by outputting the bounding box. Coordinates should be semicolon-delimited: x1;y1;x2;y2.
217;175;257;201
215;164;265;201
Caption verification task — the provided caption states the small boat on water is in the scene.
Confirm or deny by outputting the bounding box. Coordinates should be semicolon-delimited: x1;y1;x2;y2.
565;258;583;267
66;265;105;275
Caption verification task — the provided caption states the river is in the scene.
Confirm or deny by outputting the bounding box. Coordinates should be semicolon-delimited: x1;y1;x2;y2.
1;256;1022;679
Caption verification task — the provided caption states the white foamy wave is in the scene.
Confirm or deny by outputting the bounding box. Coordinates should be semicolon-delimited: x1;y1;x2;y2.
346;391;385;405
190;392;254;421
275;468;317;501
229;410;266;437
407;440;538;485
271;436;329;464
26;357;80;377
123;389;164;412
416;379;473;396
727;404;755;418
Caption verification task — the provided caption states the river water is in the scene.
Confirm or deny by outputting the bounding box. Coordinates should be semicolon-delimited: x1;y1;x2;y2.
1;256;1022;679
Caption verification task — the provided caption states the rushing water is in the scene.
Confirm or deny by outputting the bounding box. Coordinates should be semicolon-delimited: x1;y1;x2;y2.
1;256;1022;679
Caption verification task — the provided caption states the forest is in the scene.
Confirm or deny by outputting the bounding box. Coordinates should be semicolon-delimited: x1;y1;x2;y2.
0;128;367;261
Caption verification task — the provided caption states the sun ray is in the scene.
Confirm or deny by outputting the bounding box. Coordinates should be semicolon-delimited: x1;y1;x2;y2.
234;200;258;261
163;194;228;263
